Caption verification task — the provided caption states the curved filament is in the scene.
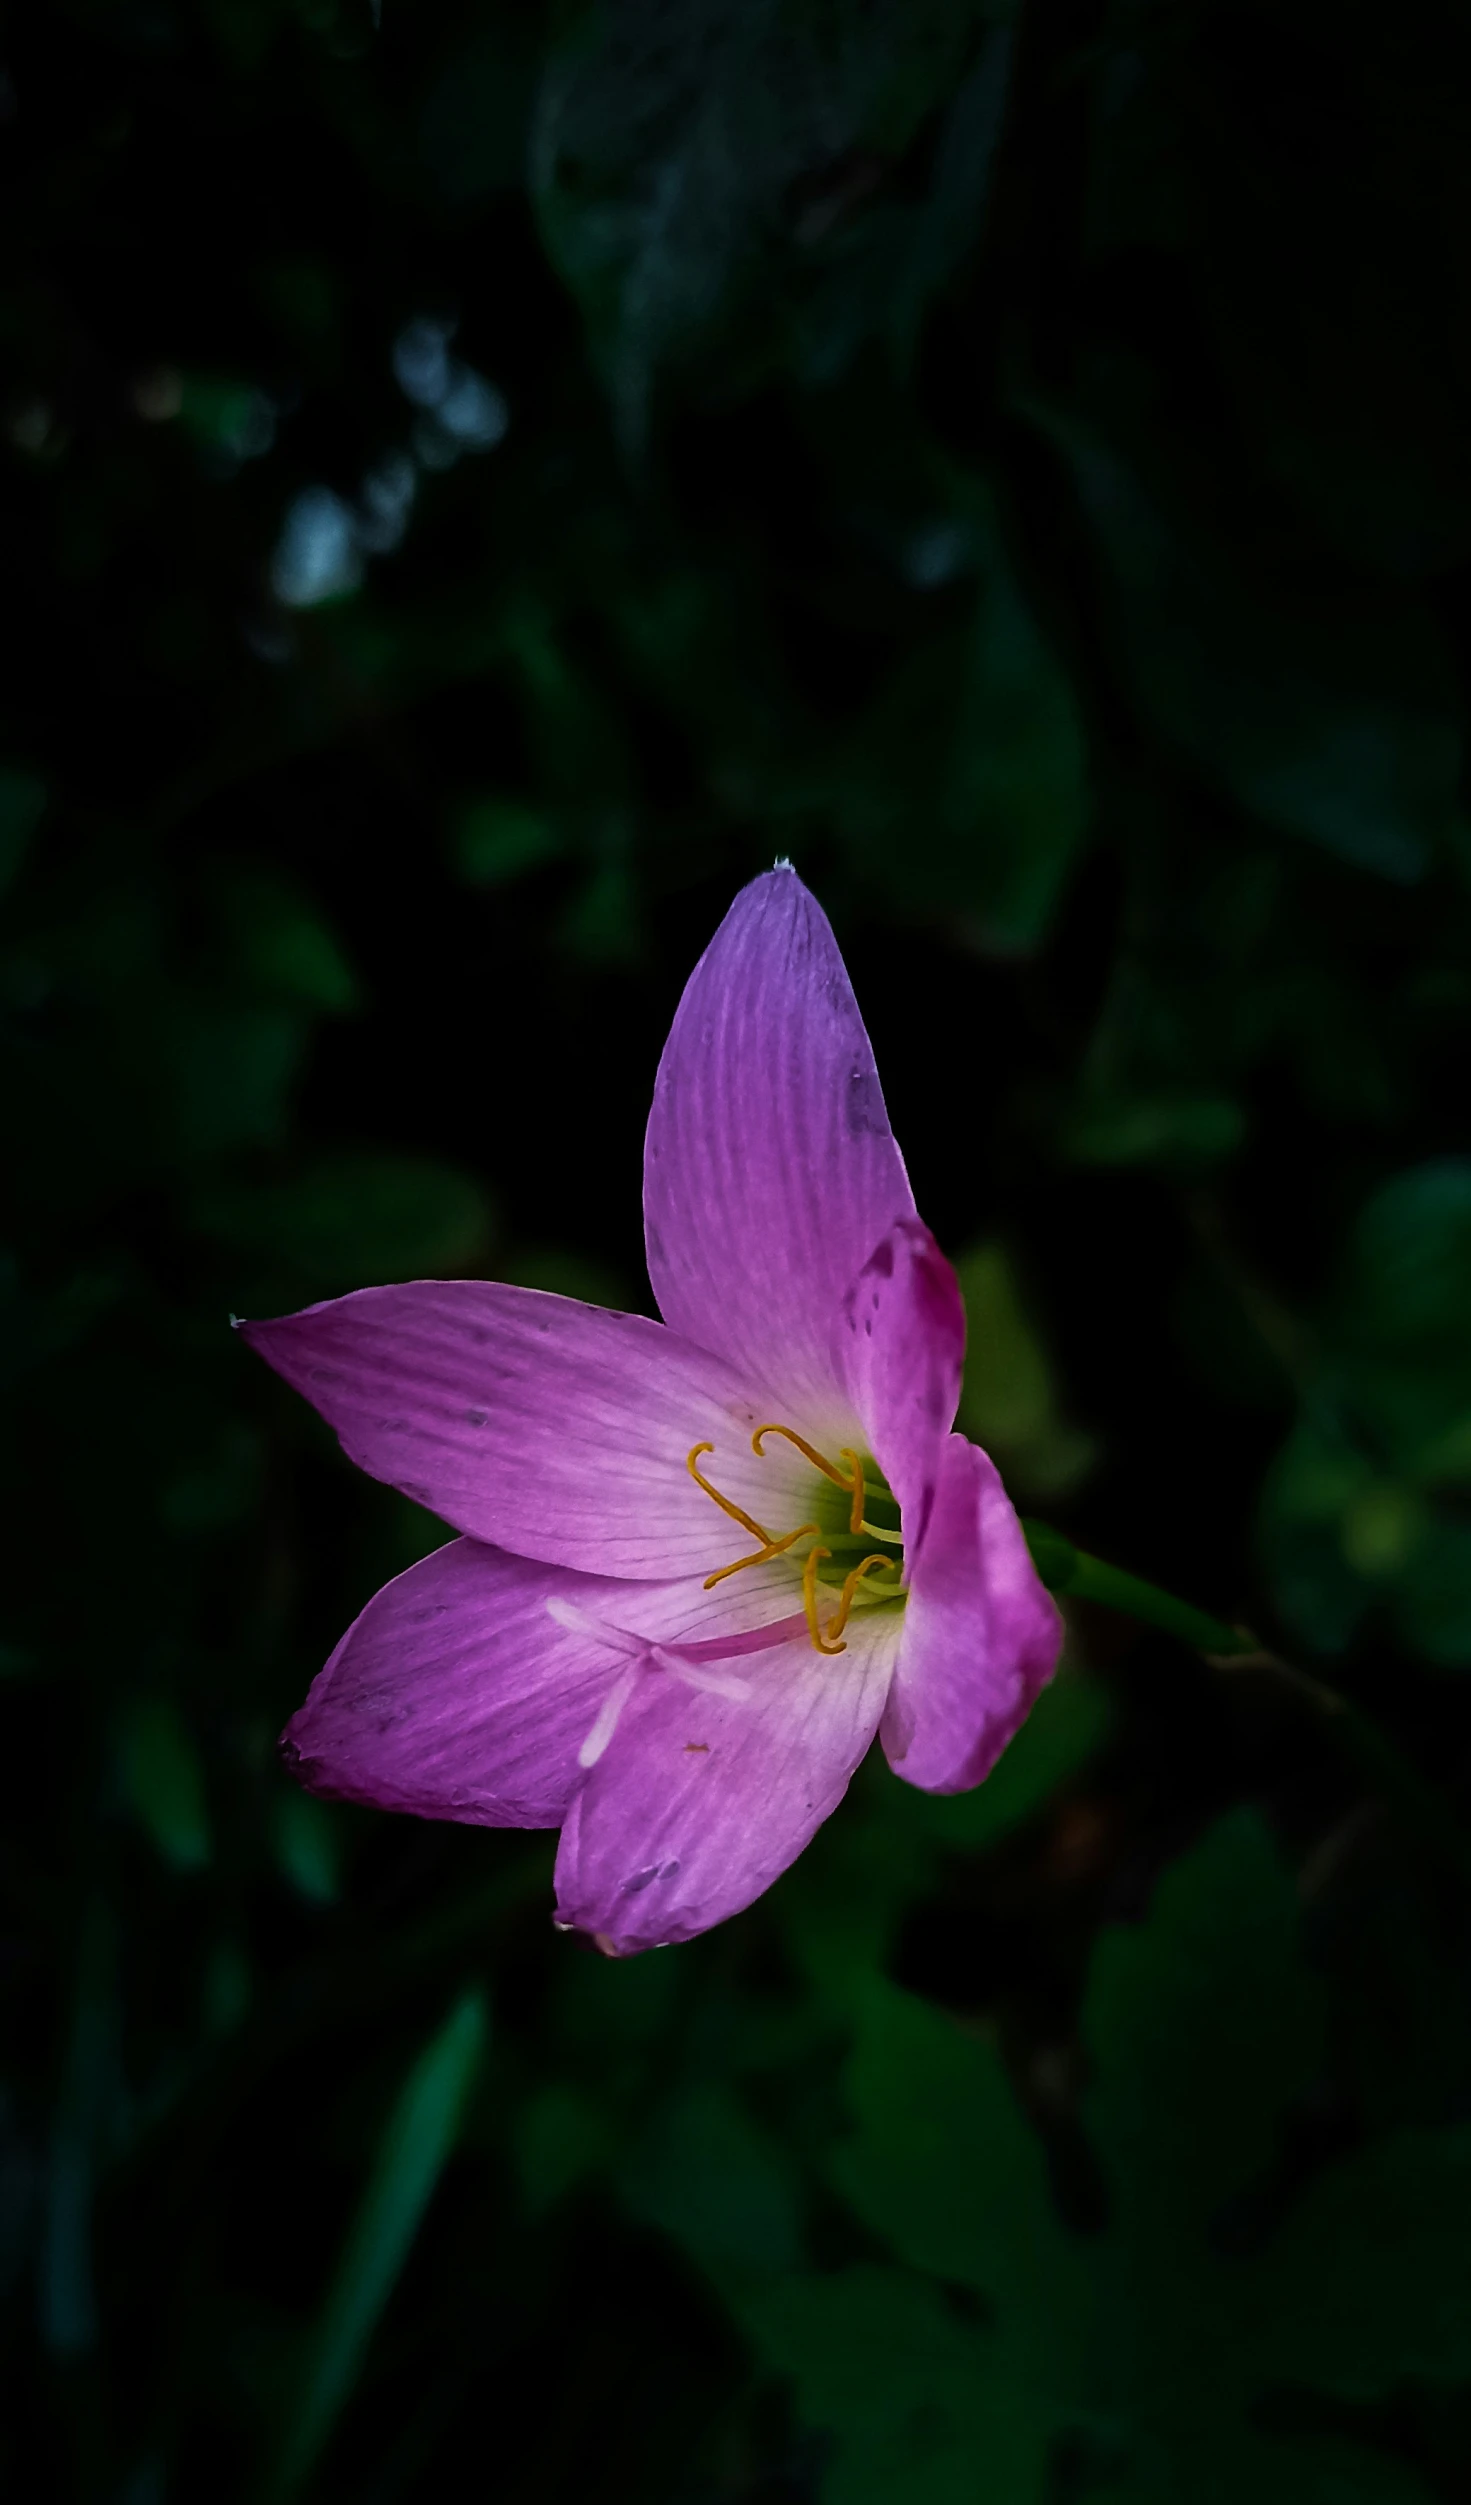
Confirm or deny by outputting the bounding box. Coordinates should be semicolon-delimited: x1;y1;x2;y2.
686;1442;772;1546
753;1423;865;1529
802;1546;843;1655
703;1521;819;1591
825;1553;903;1646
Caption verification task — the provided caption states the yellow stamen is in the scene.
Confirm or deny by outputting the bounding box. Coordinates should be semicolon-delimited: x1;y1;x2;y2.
825;1553;903;1645
686;1443;772;1546
689;1442;820;1590
691;1433;904;1645
703;1522;819;1591
752;1423;865;1529
802;1546;844;1654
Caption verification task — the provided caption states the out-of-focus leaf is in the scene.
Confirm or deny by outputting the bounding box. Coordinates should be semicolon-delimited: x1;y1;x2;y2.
622;2083;803;2277
1036;384;1467;882
535;0;1009;443
514;2083;614;2216
781;475;1088;951
832;1981;1076;2306
119;1697;212;1872
213;863;360;1014
451;797;564;886
192;1149;495;1290
1252;2128;1471;2400
266;1989;487;2503
955;1240;1096;1498
1262;1161;1471;1663
1083;1810;1321;2237
785;1666;1110;1986
768;1815;1456;2502
272;1790;339;1905
749;2263;1051;2505
558;858;642;963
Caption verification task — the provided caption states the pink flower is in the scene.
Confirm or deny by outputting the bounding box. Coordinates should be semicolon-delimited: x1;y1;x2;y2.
239;868;1061;1953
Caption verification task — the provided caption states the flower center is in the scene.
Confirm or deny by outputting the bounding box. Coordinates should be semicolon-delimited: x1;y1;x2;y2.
685;1423;904;1657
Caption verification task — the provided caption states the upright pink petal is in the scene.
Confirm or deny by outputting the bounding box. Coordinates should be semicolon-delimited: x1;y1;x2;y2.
836;1215;965;1566
239;1283;818;1580
644;867;915;1426
881;1435;1062;1794
554;1614;903;1953
283;1541;818;1825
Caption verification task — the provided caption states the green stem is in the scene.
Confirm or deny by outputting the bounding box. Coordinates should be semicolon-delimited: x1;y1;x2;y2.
1023;1520;1471;1891
1023;1521;1257;1657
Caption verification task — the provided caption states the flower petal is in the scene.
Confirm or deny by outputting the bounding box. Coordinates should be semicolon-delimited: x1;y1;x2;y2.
239;1282;818;1578
836;1217;965;1565
881;1435;1062;1795
553;1610;902;1953
644;867;915;1427
282;1539;630;1824
281;1541;819;1825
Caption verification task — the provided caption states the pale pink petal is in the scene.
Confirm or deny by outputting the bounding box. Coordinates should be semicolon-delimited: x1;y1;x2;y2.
282;1542;818;1824
238;1282;818;1580
881;1435;1062;1795
644;867;915;1428
281;1540;630;1824
553;1611;903;1952
836;1216;965;1567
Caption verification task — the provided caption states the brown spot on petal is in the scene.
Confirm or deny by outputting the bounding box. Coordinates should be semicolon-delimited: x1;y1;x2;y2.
684;1741;709;1753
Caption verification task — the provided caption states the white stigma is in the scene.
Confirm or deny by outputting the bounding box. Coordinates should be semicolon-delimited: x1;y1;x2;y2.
547;1599;754;1769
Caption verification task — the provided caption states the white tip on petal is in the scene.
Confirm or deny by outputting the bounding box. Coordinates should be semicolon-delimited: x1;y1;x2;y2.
771;855;794;871
576;1664;641;1769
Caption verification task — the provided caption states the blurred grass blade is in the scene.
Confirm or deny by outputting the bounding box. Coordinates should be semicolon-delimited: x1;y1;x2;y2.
265;1988;487;2502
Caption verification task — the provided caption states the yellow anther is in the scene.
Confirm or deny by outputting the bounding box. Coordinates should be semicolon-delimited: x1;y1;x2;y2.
703;1522;819;1591
691;1433;902;1638
686;1442;772;1546
689;1441;820;1591
802;1546;844;1654
752;1423;865;1529
825;1553;903;1645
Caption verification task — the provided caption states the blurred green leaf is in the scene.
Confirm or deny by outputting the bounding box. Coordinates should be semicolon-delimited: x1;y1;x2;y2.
1262;1160;1471;1663
755;1815;1460;2501
272;1791;340;1905
214;863;360;1014
1036;383;1467;882
786;1665;1111;1990
266;1989;487;2503
535;0;1008;442
193;1149;495;1290
956;1240;1096;1499
622;2084;803;2277
752;2263;1051;2505
1083;1812;1320;2238
119;1697;211;1872
1254;2128;1471;2400
451;797;564;887
514;2083;614;2216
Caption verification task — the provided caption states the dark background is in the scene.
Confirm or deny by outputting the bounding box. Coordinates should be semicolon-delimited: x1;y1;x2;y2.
6;2;1471;2498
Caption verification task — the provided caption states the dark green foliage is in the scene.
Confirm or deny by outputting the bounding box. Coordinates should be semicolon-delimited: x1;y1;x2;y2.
5;0;1471;2498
